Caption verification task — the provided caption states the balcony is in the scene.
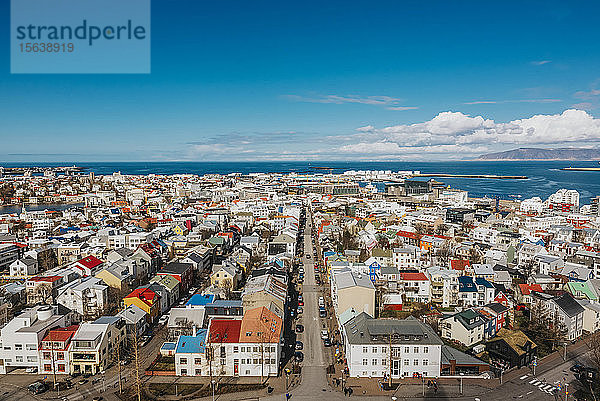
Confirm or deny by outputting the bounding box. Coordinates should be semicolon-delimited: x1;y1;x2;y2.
71;353;96;362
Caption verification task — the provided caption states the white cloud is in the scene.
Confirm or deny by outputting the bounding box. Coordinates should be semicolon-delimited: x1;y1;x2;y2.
531;60;552;65
283;93;417;109
335;109;600;157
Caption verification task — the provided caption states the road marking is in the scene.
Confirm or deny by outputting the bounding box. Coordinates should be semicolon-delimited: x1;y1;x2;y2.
520;375;529;380
529;379;539;384
526;391;533;395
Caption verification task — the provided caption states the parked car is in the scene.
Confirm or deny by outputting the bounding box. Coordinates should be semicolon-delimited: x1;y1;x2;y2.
321;330;329;339
323;338;332;347
295;324;304;333
158;315;169;325
297;307;303;314
28;382;47;395
298;300;304;306
298;295;303;302
294;351;304;362
295;341;303;350
571;363;585;373
25;367;37;373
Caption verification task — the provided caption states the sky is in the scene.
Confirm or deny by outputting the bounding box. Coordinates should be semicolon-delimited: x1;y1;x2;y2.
2;0;600;162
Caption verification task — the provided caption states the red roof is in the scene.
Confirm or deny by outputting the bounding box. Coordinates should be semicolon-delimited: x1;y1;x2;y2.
451;259;470;271
41;325;79;344
125;287;157;306
29;275;61;283
76;255;103;269
518;283;543;295
399;272;428;281
208;319;241;343
396;230;421;240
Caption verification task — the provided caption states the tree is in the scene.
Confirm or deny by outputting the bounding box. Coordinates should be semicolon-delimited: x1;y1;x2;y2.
435;240;453;267
587;330;600;372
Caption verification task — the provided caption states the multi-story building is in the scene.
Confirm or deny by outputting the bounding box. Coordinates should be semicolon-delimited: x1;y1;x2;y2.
343;314;443;379
39;325;79;375
69;317;126;375
426;266;459;308
0;305;72;374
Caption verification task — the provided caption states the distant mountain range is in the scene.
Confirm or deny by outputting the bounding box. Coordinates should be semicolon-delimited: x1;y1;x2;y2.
477;147;600;161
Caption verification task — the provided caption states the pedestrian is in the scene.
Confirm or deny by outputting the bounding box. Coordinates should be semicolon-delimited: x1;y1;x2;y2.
348;387;353;397
344;387;348;396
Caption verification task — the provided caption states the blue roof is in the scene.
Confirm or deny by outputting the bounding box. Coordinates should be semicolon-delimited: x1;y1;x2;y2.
458;276;477;292
475;277;494;288
161;342;177;350
207;299;242;307
176;330;207;354
186;294;216;306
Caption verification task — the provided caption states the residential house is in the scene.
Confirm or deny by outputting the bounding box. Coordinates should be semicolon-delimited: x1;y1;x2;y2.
39;325;79;375
331;269;375;317
486;329;537;368
440;309;486;347
124;287;161;323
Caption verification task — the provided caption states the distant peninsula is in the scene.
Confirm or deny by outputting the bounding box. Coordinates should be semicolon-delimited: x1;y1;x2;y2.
476;147;600;161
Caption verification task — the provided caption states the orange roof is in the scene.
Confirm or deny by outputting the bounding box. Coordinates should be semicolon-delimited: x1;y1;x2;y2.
240;307;282;343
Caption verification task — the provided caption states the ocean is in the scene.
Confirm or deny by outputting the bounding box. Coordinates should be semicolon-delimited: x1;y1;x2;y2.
1;160;599;204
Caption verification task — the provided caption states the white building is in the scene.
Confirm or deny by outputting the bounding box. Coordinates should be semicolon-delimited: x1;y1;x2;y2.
343;314;442;379
56;277;108;319
0;305;72;374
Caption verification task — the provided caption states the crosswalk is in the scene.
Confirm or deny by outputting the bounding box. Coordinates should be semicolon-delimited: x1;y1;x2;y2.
528;378;558;394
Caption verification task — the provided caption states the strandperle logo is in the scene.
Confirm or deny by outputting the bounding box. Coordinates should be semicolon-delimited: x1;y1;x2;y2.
11;0;151;74
15;19;147;46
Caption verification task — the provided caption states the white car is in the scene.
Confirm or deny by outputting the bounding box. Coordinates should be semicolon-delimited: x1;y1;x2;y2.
321;330;329;340
158;315;169;325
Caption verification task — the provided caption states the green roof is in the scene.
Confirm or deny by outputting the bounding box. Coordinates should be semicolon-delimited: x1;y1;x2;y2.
567;281;597;301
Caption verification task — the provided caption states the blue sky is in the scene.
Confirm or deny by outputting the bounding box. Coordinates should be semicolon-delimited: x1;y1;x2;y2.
2;0;600;161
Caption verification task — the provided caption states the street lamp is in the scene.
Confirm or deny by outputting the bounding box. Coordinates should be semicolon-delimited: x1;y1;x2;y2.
211;379;216;401
459;373;464;394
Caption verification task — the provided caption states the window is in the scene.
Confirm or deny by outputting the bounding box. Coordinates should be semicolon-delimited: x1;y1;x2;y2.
372;347;377;353
195;369;202;375
180;358;187;364
26;344;37;351
56;352;64;360
57;364;65;372
362;359;368;366
423;347;428;354
363;347;368;353
405;347;410;353
253;359;259;364
233;346;238;353
14;344;22;351
414;359;418;366
194;358;201;365
253;346;258;353
423;360;428;366
44;364;52;372
372;359;377;365
27;356;37;363
43;352;51;359
382;359;387;365
15;356;23;362
414;347;419;353
381;347;387;353
181;369;187;376
240;346;245;352
404;359;409;366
